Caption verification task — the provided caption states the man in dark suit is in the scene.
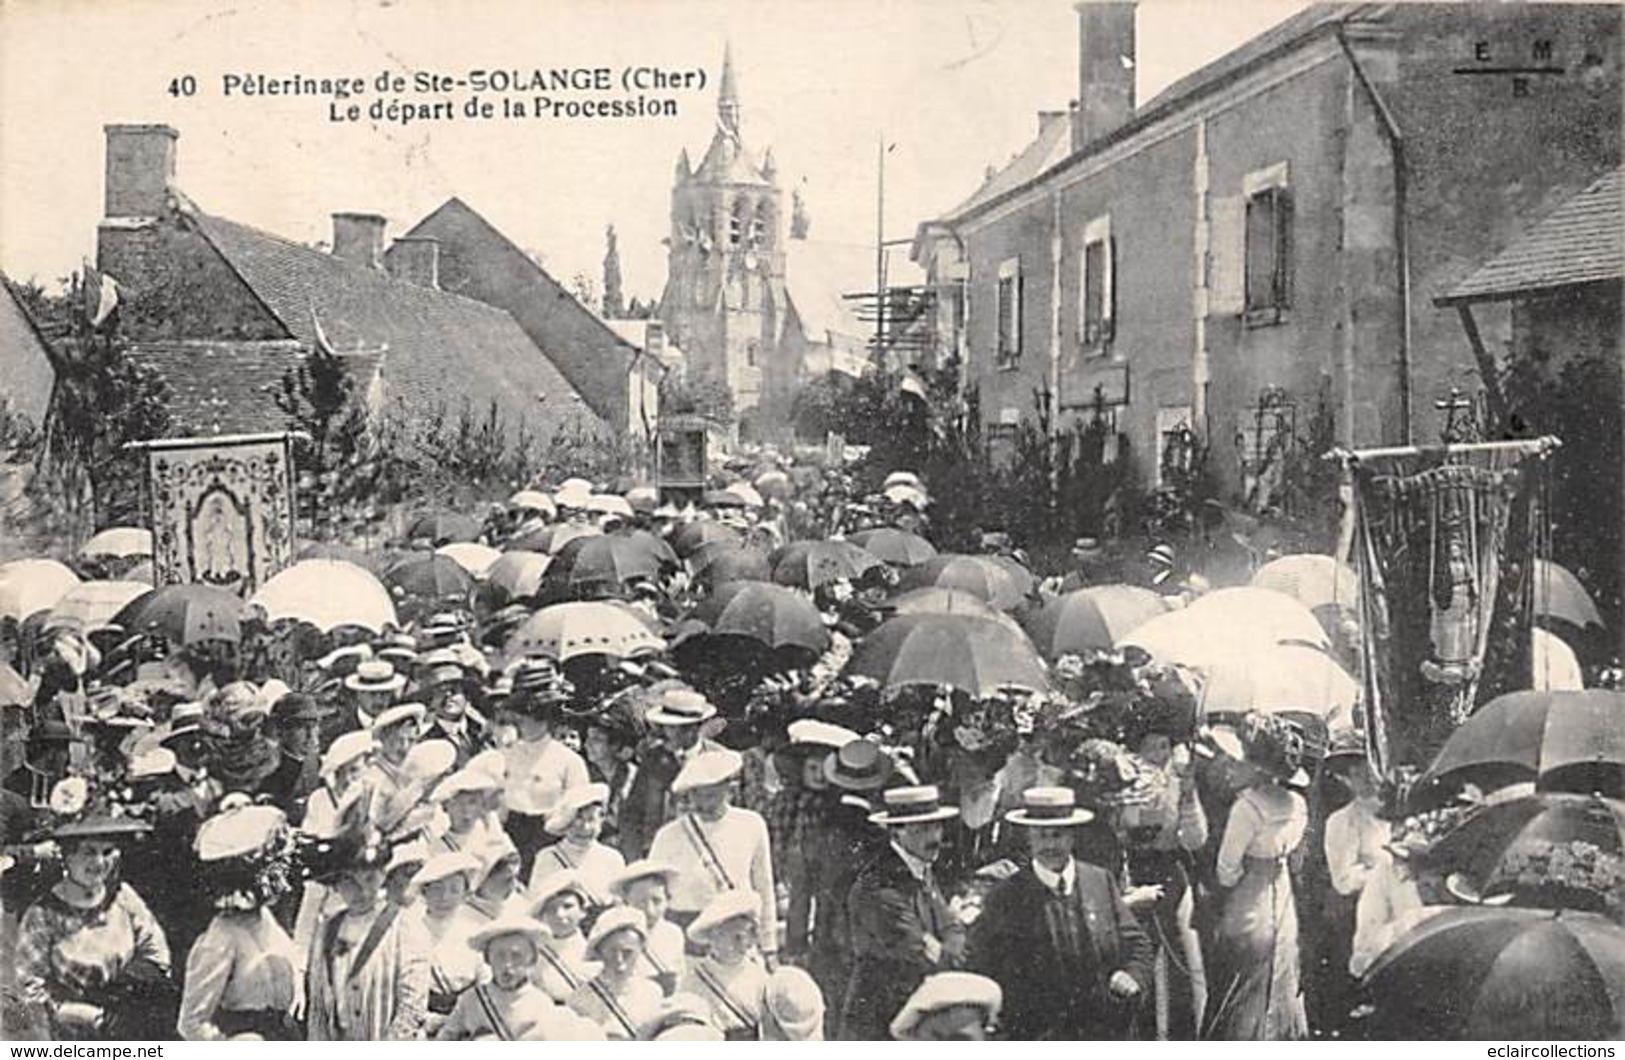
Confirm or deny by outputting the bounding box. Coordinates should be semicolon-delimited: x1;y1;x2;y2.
838;785;965;1040
969;787;1154;1040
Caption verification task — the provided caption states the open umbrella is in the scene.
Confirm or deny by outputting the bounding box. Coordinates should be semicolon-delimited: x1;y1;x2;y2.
1425;792;1625;898
506;602;664;663
0;560;81;622
984;554;1037;601
539;535;662;604
1531;627;1585;692
1532;559;1604;630
406;510;483;545
771;540;882;590
124;559;156;585
251;560;398;633
586;494;636;519
1362;907;1625;1039
1182;587;1330;647
48;581;151;634
384;553;476;604
485;550;552;604
507;489;557;520
1252;553;1359;611
614;528;680;571
1021;585;1167;660
887;587;1026;636
510;521;602;555
79;527;152;561
896;555;1027;612
1199;642;1359;734
671;520;742;558
113;584;246;645
691;542;773;589
683;580;830;654
848;528;937;568
847;612;1049;697
435;542;502;578
1415;690;1625;803
295;542;374;569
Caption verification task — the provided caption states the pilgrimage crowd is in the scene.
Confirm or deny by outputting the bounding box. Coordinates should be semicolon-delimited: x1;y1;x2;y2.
0;466;1619;1042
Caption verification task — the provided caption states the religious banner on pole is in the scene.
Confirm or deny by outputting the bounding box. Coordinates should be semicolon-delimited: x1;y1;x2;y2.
143;433;298;595
1343;437;1559;782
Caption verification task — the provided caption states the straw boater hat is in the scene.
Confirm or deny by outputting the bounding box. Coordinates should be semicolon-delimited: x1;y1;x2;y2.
585;905;647;956
763;966;825;1041
868;785;960;826
419;648;467;688
1005;786;1096;827
430;768;499;804
684;888;761;944
375;632;419;668
413;851;481;891
670;749;743;795
545;782;610;835
319;730;374;778
345;660;407;695
785;719;860;755
609;859;681;899
823;739;896;792
644;687;717;727
371;702;426;733
529;869;590;914
466;914;548;955
889;972;1003;1040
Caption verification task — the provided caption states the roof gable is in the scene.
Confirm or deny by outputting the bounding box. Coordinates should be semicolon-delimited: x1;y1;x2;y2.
1440;167;1624;304
184;205;604;439
0;277;58;426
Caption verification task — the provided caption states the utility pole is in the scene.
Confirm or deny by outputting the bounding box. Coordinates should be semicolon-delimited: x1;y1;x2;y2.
875;134;887;368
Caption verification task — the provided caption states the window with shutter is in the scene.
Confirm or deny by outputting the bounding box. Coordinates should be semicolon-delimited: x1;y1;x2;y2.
996;258;1021;368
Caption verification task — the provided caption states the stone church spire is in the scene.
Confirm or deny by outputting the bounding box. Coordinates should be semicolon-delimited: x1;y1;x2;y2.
718;42;741;137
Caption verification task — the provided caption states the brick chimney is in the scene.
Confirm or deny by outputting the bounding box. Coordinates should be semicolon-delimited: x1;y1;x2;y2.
104;124;178;218
385;236;440;288
331;212;386;269
1073;1;1137;152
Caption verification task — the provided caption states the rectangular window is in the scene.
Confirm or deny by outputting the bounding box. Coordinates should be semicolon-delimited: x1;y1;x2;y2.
1080;215;1114;353
996;258;1021;368
1243;178;1292;324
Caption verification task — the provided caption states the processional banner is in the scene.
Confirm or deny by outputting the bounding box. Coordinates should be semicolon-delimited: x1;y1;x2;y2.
146;435;297;595
1347;439;1557;781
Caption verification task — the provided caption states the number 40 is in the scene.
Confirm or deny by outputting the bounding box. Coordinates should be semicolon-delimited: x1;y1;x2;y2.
168;75;196;97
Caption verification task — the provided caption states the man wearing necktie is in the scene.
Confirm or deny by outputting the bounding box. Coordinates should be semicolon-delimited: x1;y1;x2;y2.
969;787;1153;1040
838;786;965;1040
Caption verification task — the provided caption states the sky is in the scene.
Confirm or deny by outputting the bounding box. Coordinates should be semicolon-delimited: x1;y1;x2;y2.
0;0;1310;304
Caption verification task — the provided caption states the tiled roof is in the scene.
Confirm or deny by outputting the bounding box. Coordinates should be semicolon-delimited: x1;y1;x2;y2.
123;339;336;436
0;276;57;426
185;206;606;440
1440;167;1625;304
939;111;1074;223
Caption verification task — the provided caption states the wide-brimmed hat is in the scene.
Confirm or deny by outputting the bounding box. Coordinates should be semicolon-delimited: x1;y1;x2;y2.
823;739;895;792
529;868;590;913
385;838;429;878
318;644;373;674
467;748;508;784
319;730;374;778
868;785;959;826
375;632;419;668
544;782;610;835
785;719;860;755
507;658;573;707
475;835;521;888
371;702;426;733
402;738;456;782
52;812;153;842
467;914;548;954
414;851;481;889
345;660;406;695
609;858;681;899
431;767;499;803
671;749;743;795
889;972;1002;1040
644;687;717;727
1005;786;1095;827
637;995;719;1042
1071;537;1102;554
685;888;761;943
127;747;177;782
763;966;825;1040
585;905;647;956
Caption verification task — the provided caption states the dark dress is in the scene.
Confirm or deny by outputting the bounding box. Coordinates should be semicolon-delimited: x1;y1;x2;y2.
968;861;1154;1040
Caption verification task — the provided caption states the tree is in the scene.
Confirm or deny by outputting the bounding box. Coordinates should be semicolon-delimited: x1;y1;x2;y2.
569;272;600;313
275;344;371;533
659;372;735;425
602;224;625;318
791;188;811;240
